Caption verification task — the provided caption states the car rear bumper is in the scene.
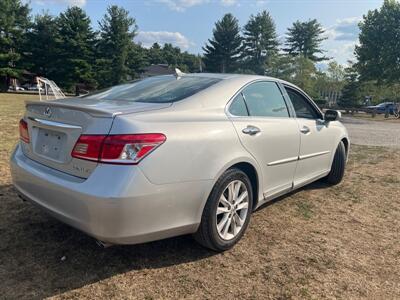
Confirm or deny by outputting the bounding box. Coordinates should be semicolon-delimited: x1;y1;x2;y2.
10;144;212;244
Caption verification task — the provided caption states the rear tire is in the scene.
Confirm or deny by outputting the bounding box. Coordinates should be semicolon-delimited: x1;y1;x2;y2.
325;141;346;185
194;168;253;252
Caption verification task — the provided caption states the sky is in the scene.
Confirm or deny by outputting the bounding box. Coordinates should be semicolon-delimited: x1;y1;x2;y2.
29;0;384;66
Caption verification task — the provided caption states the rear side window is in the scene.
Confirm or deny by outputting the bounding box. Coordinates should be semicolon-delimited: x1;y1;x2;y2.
285;87;320;119
241;82;289;117
83;75;221;103
229;93;249;116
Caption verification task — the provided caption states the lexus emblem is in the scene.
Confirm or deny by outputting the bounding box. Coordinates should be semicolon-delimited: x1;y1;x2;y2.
44;107;52;117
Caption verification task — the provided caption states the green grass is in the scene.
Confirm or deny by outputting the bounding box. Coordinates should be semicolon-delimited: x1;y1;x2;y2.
0;93;39;160
295;200;314;220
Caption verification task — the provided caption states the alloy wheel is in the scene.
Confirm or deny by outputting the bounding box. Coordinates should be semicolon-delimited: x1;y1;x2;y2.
216;180;249;240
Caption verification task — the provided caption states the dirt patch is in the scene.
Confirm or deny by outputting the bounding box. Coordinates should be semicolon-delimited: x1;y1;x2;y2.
1;94;399;299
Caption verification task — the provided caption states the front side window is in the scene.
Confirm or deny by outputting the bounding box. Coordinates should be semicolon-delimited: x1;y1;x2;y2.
82;75;221;103
285;87;321;119
241;82;289;117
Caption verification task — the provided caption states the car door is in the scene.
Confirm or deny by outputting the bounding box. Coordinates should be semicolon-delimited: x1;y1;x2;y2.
283;86;336;188
228;81;300;199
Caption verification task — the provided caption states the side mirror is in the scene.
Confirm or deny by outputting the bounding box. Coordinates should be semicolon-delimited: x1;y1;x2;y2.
324;109;341;122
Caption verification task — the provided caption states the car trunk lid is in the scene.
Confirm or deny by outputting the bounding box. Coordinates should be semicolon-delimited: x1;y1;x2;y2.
21;99;171;178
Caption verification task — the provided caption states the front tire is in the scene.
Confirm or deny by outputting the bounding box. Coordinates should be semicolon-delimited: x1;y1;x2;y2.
325;141;346;185
194;168;253;252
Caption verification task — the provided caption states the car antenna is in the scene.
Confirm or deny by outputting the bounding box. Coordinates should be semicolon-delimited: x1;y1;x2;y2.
174;68;185;79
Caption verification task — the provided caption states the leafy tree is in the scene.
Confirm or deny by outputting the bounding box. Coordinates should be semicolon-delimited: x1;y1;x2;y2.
355;0;400;84
326;61;345;82
56;6;96;90
242;10;279;74
25;12;58;78
291;56;318;96
322;61;345;95
312;61;345;105
266;54;317;97
96;5;137;87
284;19;328;62
203;13;243;73
0;0;30;91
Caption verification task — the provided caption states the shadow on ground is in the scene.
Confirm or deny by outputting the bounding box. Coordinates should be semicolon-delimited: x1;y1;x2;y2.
257;180;330;210
0;184;217;299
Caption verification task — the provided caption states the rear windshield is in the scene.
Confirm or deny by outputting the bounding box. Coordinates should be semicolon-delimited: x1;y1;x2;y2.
83;75;221;103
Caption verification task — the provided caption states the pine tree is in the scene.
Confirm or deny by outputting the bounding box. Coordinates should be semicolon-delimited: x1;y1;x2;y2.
126;43;147;79
284;19;328;62
25;13;58;78
203;13;243;73
56;6;96;90
181;52;200;72
96;5;137;87
339;65;361;108
143;43;199;72
162;43;182;66
147;43;163;65
242;10;279;74
265;54;295;81
0;0;30;91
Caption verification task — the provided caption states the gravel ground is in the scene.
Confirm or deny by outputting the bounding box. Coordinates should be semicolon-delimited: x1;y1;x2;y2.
341;116;400;148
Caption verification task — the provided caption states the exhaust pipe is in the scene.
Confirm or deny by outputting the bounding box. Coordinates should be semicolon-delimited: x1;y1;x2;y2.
95;240;113;248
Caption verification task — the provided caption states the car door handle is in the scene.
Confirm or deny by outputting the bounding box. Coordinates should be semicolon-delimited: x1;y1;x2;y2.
300;126;310;134
242;125;261;135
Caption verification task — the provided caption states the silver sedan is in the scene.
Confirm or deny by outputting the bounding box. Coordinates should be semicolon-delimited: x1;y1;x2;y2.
10;73;349;251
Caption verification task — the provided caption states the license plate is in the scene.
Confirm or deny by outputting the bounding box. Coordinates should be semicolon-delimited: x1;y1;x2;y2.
34;128;66;160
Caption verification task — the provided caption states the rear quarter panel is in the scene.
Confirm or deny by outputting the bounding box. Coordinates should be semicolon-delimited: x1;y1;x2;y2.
109;106;262;186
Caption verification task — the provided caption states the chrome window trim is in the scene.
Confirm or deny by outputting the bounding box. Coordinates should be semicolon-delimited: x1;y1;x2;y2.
225;79;294;119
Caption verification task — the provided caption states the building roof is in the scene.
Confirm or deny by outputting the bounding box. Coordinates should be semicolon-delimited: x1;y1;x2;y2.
142;64;174;77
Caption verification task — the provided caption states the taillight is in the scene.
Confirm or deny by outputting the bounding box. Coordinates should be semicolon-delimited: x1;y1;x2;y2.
101;134;166;164
19;119;29;143
71;133;166;164
71;135;105;161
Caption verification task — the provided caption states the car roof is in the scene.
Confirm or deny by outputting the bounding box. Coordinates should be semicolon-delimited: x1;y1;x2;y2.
182;72;298;88
184;72;279;81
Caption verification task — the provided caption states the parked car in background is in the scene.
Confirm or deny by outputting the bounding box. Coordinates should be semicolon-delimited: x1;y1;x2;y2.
366;102;397;115
21;84;43;92
8;86;25;91
10;73;349;251
28;86;43;91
